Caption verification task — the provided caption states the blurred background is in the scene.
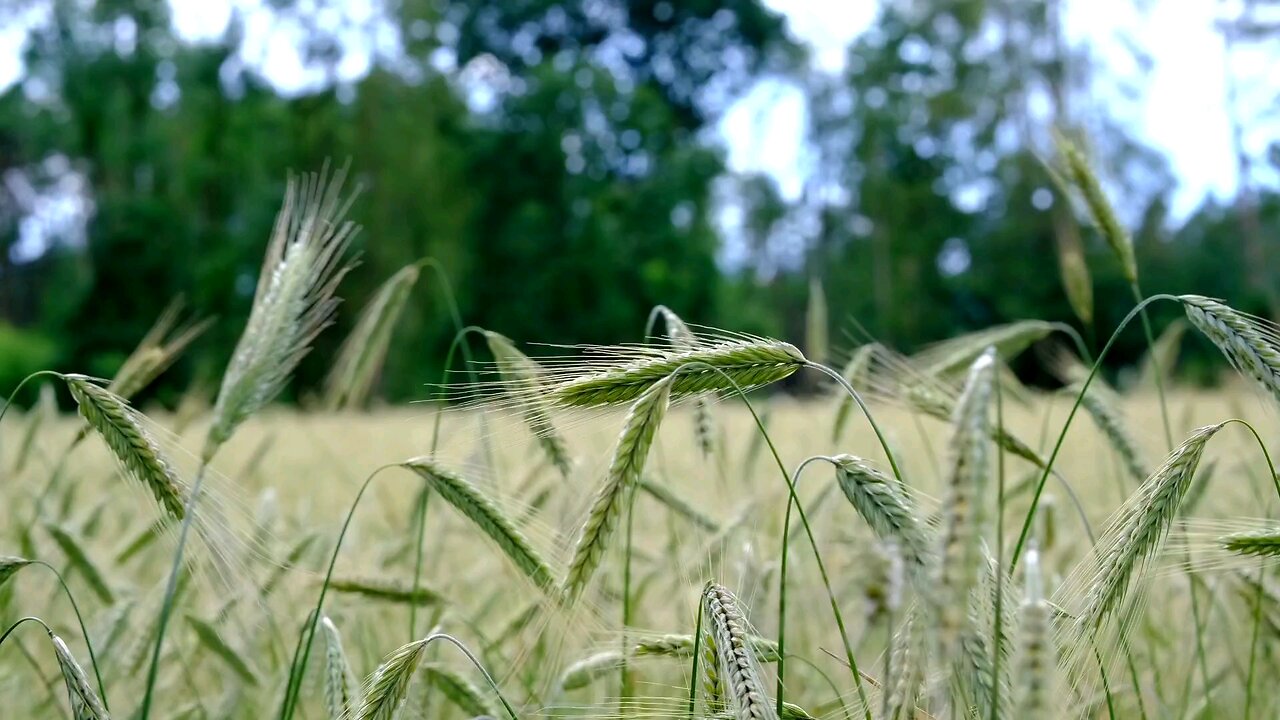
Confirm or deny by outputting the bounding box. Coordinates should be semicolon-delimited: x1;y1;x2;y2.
0;0;1277;405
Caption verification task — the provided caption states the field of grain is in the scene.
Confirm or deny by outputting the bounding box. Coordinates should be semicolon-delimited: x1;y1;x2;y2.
3;161;1280;720
3;378;1278;719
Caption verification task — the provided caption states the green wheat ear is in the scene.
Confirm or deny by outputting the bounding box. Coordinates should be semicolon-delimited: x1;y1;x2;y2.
206;160;359;459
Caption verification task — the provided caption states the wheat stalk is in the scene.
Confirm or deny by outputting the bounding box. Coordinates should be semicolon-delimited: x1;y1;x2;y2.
65;376;186;521
562;375;673;601
484;331;573;477
703;582;778;720
402;457;556;592
831;342;880;441
205;161;358;458
325;263;420;410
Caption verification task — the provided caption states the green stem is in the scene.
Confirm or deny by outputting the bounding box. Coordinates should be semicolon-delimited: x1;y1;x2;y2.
1244;559;1265;718
687;598;705;718
620;485;638;709
139;459;211;720
1130;283;1173;451
988;377;1006;720
419;632;520;720
0;370;63;428
414;324;484;642
807;362;906;483
29;560;109;712
1011;294;1180;569
1051;320;1095;366
408;489;431;640
675;361;873;719
278;463;400;720
0;617;52;651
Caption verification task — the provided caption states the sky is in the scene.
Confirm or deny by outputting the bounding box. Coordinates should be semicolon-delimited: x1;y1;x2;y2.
1;0;1275;226
719;0;1273;219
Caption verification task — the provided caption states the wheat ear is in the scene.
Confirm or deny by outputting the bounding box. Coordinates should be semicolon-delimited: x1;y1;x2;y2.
833;454;933;585
1015;548;1054;718
205;160;358;458
1074;423;1224;633
703;582;778;720
484;331;573;477
1058;135;1138;284
1067;381;1147;483
914;321;1056;380
325;576;445;606
325;263;420;410
1219;528;1280;558
654;306;718;455
549;337;804;407
402;457;556;592
0;556;33;588
320;616;362;719
422;664;498;716
562;375;673;601
1182;295;1280;405
65;376;186;521
51;632;110;719
931;349;996;661
109;296;211;401
186;615;256;685
44;522;114;604
354;636;431;720
638;477;720;532
558;650;625;691
634;633;779;661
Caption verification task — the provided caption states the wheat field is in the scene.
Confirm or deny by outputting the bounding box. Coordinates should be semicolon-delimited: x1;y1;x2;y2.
3;157;1280;720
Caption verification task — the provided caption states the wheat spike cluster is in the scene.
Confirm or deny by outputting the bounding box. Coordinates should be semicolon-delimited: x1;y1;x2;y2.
8;153;1280;720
